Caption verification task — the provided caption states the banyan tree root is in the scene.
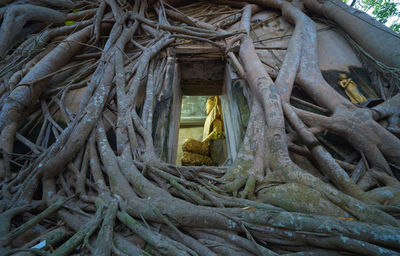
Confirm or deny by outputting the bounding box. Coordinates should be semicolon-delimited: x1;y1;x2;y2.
0;4;67;59
0;0;400;255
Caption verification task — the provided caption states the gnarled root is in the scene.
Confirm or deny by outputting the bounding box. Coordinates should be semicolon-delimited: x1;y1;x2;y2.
0;4;66;58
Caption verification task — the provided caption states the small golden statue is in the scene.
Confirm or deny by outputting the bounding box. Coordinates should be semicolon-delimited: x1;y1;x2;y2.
181;96;224;166
338;73;367;104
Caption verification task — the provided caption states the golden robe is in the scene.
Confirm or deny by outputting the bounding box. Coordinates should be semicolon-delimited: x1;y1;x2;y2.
181;96;224;166
338;74;367;104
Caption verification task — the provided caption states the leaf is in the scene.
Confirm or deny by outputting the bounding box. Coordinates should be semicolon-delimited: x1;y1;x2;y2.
338;217;355;221
241;206;257;210
31;240;46;249
64;21;76;26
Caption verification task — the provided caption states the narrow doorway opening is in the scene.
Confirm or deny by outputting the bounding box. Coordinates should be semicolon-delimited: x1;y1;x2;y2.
157;45;250;166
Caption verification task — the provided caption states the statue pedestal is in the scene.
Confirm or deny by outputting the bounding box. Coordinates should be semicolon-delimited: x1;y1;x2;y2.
210;139;228;166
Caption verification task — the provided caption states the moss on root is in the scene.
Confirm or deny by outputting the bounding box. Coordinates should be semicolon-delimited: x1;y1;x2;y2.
257;182;352;217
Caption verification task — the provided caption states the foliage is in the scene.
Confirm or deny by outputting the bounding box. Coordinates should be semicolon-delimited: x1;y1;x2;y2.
346;0;400;32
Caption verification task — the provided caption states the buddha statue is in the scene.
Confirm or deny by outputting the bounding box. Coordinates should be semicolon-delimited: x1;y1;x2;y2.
203;96;224;142
338;73;367;104
181;96;224;166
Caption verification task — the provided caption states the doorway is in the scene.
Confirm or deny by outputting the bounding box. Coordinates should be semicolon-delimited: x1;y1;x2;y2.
152;44;250;166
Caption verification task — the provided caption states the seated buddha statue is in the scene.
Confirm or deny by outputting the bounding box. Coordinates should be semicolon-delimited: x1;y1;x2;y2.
181;96;224;166
338;73;367;104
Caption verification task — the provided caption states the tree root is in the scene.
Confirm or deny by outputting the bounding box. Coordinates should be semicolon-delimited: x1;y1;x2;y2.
0;4;66;58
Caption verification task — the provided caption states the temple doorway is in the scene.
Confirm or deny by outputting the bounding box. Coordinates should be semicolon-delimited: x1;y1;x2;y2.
152;44;250;166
